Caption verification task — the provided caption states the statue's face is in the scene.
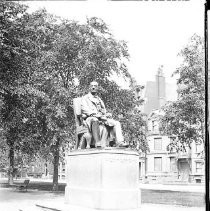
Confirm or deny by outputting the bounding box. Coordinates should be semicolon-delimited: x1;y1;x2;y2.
90;82;98;94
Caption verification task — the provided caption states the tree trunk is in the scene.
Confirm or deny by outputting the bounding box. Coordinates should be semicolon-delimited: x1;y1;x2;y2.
8;143;14;185
52;138;60;191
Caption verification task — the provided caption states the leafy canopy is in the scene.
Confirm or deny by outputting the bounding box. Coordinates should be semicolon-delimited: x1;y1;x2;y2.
160;34;204;152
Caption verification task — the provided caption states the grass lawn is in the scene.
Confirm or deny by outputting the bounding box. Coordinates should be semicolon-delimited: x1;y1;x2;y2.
141;189;205;207
0;179;66;192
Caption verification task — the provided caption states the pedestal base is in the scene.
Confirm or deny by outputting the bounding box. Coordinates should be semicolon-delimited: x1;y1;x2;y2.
65;148;141;210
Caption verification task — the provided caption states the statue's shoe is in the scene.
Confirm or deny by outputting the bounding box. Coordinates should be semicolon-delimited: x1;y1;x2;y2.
95;144;106;148
116;143;129;148
96;144;102;148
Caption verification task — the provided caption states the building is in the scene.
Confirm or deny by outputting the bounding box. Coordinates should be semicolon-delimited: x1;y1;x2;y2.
142;66;166;115
139;68;205;183
142;66;177;115
145;109;205;184
139;152;146;182
26;158;66;180
27;158;53;179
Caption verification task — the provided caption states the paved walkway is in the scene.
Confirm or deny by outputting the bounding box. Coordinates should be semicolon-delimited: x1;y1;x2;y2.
0;187;205;211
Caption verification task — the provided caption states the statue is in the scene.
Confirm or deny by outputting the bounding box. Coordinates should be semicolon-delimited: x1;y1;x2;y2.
78;81;128;149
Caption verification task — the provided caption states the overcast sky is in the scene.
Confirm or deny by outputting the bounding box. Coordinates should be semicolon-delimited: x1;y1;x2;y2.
25;0;206;89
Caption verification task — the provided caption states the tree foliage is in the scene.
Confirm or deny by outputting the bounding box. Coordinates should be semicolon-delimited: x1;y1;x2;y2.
0;1;147;188
160;34;204;152
98;80;148;152
0;1;45;184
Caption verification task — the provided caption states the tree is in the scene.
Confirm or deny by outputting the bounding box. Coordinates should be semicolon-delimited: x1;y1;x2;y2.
24;11;134;190
98;80;148;152
31;12;148;189
0;128;9;176
0;1;147;189
0;1;41;184
121;109;148;152
160;34;204;152
0;2;55;184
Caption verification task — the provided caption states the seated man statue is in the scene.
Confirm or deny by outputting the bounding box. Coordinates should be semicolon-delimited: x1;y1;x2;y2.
81;81;128;148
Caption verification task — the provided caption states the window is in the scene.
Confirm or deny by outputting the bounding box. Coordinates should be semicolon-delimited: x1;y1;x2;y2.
62;163;65;172
152;121;155;131
152;120;159;133
170;157;177;172
195;144;202;153
45;164;48;176
139;162;141;177
196;162;202;174
154;157;162;171
154;138;162;150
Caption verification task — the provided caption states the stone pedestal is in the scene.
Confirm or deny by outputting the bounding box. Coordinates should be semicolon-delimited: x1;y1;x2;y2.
65;148;141;210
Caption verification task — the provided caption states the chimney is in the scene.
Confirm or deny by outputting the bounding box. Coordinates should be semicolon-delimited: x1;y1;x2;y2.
155;65;166;108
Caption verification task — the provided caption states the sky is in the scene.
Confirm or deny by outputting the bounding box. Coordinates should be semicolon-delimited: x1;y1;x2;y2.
24;0;206;91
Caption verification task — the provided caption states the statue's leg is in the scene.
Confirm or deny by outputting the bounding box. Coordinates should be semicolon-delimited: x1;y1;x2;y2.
80;134;87;149
106;119;124;144
75;134;80;150
90;137;95;148
100;124;109;148
108;127;116;146
91;118;101;147
113;120;124;144
83;132;92;149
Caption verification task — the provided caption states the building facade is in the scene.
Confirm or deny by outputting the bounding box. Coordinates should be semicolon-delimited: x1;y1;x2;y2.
145;109;205;183
25;158;66;180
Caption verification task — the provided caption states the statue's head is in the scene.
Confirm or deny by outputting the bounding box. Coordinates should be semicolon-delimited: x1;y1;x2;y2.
89;81;99;95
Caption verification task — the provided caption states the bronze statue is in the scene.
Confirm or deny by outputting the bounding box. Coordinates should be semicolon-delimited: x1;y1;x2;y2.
80;81;128;148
